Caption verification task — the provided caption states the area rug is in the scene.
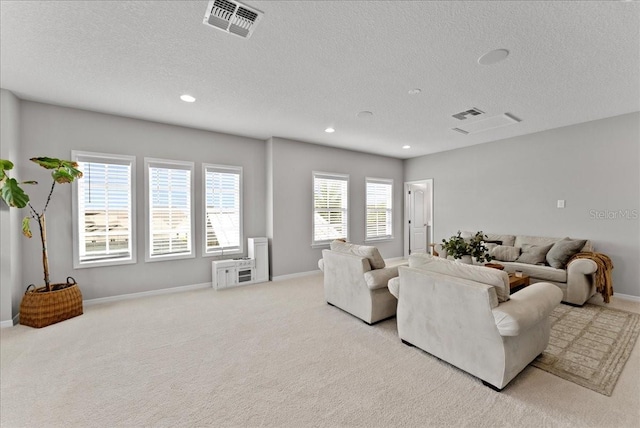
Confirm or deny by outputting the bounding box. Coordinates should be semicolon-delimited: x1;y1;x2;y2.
532;303;640;396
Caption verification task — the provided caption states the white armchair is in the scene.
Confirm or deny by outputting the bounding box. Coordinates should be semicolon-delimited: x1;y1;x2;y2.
320;244;399;324
394;260;562;390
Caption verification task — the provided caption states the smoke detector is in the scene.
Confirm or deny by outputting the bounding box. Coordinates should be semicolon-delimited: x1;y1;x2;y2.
203;0;263;39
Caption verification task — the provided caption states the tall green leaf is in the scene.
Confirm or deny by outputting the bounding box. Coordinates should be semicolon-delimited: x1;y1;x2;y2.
0;159;14;180
0;178;29;208
30;157;62;169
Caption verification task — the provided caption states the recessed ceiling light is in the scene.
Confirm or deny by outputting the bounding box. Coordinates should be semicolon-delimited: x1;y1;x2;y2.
325;127;335;133
180;94;196;102
357;111;374;119
478;49;510;65
402;145;411;149
408;88;421;95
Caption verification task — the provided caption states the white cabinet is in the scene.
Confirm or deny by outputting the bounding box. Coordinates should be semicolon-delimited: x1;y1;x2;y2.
248;237;269;283
216;266;236;289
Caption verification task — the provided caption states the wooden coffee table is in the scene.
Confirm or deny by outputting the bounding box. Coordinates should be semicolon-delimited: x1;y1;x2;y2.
508;273;530;289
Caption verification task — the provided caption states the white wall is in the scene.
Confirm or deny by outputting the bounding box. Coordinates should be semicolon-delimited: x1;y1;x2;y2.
18;101;267;300
404;112;640;298
267;137;404;278
0;89;23;323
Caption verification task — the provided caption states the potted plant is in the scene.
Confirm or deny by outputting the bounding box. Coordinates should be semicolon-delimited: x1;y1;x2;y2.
441;231;493;264
0;157;83;328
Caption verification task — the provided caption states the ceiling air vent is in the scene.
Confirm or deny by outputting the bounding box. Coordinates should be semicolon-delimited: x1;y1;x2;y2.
452;107;484;120
203;0;263;39
451;113;521;135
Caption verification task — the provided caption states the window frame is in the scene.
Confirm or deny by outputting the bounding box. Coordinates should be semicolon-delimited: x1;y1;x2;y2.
312;171;349;248
365;177;394;242
71;150;137;269
202;163;243;257
144;158;195;262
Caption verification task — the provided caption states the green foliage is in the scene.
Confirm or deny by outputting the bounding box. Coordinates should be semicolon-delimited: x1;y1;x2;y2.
441;230;493;263
30;157;83;183
0;157;83;290
0;177;30;208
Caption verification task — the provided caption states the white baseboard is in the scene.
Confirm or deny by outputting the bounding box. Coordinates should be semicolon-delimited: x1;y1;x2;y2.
272;270;321;282
614;293;640;303
84;282;211;307
0;313;19;329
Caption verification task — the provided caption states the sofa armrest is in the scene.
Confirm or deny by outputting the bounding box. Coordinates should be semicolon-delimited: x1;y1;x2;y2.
567;258;597;275
388;277;400;299
318;258;324;272
492;282;562;336
434;244;447;258
363;266;400;290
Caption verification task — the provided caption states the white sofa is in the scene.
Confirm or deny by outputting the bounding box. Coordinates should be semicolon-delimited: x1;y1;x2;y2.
319;241;400;324
436;233;597;306
389;255;562;390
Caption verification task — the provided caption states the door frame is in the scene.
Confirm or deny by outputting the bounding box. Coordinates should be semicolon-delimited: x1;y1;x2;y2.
404;179;434;258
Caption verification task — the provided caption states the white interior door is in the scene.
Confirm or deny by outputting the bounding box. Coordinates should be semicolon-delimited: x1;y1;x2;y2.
409;185;427;254
404;180;433;258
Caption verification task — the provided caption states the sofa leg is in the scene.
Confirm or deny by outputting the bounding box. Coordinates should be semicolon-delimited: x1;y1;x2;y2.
482;380;503;392
401;339;415;347
561;301;584;308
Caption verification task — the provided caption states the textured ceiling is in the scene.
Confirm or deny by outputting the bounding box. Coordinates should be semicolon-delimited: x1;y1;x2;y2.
1;1;639;159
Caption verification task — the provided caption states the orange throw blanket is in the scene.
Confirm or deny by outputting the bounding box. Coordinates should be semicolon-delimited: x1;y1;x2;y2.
568;252;614;303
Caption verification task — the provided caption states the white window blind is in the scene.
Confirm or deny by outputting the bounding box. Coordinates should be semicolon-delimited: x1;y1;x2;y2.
366;178;393;240
313;172;348;245
203;164;242;255
146;159;194;260
72;151;135;268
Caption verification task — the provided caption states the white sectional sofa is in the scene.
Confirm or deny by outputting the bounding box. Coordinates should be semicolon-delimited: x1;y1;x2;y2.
389;254;562;390
436;233;597;306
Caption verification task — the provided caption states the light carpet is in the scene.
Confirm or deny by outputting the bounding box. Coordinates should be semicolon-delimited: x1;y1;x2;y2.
532;303;640;396
1;273;639;428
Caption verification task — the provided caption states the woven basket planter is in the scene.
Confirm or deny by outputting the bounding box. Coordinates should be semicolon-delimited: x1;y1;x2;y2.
20;277;83;328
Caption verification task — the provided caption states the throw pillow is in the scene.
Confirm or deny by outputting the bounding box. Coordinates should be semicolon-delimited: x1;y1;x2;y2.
546;238;587;269
484;242;499;252
330;240;386;269
490;245;520;262
516;243;554;265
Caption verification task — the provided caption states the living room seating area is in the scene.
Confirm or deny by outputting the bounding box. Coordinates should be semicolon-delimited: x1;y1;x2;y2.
435;233;599;306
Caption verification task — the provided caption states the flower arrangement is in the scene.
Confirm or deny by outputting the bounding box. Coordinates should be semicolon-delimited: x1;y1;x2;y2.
441;231;493;263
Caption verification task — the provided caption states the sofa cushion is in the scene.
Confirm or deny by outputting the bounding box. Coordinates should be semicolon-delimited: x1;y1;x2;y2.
546;238;588;269
486;234;516;247
363;266;400;290
330;240;386;269
490;245;520;262
516;243;554;265
500;261;567;282
408;253;451;268
416;259;510;302
514;235;559;249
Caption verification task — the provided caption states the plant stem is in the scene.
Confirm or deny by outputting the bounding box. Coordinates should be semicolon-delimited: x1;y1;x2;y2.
37;214;50;291
43;180;56;213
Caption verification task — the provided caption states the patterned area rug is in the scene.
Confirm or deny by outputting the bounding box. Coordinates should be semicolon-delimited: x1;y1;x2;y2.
532;303;640;396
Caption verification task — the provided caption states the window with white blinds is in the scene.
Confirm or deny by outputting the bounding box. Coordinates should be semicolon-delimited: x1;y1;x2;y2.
366;178;393;241
72;151;136;268
203;164;243;256
145;158;195;261
313;172;349;245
